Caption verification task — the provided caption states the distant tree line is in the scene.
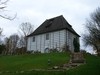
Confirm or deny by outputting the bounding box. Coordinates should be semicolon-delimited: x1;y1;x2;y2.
0;22;34;55
0;0;34;55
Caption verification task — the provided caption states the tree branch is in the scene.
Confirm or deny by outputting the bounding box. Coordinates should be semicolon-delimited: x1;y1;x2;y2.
0;0;9;5
0;13;17;20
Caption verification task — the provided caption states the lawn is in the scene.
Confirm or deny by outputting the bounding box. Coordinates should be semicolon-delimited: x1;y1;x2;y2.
66;53;100;75
0;52;70;72
0;53;100;75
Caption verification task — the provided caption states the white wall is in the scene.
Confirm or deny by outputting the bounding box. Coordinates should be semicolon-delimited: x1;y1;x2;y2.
27;29;79;53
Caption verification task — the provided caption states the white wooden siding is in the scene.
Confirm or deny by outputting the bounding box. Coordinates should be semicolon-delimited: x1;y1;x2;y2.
40;35;45;53
59;30;66;48
27;37;31;50
27;29;78;53
36;35;40;51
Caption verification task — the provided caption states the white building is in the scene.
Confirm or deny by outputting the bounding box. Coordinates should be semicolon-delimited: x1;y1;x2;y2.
27;15;80;53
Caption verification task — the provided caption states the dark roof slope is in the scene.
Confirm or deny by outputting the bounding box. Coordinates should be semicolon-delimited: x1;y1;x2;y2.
28;15;80;37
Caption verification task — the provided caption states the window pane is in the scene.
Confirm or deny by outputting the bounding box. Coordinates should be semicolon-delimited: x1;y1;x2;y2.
33;36;35;42
46;33;49;40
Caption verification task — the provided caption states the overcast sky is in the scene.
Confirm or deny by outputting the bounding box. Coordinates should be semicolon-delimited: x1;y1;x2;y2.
0;0;100;53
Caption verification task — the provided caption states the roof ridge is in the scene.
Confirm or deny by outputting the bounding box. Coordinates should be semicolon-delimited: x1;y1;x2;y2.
27;15;80;37
47;15;63;20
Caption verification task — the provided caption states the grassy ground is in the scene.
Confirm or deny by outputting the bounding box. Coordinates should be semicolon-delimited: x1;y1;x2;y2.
0;52;70;72
0;53;100;75
66;53;100;75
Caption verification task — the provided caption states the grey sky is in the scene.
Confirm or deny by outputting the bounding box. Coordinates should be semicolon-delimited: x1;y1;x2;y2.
0;0;100;53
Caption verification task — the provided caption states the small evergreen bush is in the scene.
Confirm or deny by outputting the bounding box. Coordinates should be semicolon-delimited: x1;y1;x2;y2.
73;38;80;52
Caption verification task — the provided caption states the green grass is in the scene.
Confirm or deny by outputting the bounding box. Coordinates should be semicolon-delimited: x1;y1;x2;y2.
66;53;100;75
2;71;66;75
0;53;70;72
0;53;100;75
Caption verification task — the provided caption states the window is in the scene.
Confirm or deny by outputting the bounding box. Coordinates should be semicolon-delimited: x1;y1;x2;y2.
33;36;35;42
46;33;49;40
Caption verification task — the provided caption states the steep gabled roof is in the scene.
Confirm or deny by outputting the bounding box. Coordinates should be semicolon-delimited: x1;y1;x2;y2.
28;15;80;37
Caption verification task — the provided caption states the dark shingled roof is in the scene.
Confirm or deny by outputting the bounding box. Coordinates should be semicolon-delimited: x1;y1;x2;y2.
27;15;80;37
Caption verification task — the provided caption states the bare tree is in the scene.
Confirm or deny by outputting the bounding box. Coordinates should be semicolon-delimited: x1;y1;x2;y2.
83;7;100;56
19;22;34;51
18;36;26;48
0;0;16;20
17;36;27;54
0;28;3;40
4;37;11;55
0;28;3;44
4;34;19;55
10;34;19;54
0;0;9;9
0;28;3;35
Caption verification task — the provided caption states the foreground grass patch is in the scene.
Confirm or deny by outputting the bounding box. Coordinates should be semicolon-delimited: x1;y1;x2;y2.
0;53;100;75
0;53;70;72
2;71;66;75
66;54;100;75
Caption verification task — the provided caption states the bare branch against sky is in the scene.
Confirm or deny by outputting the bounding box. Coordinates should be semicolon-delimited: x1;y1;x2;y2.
0;0;17;20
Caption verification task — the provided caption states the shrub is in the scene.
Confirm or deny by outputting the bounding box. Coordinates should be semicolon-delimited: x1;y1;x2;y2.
62;45;71;53
0;44;5;54
26;50;33;54
80;49;87;54
15;47;27;55
49;48;59;53
73;38;80;52
34;50;41;54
